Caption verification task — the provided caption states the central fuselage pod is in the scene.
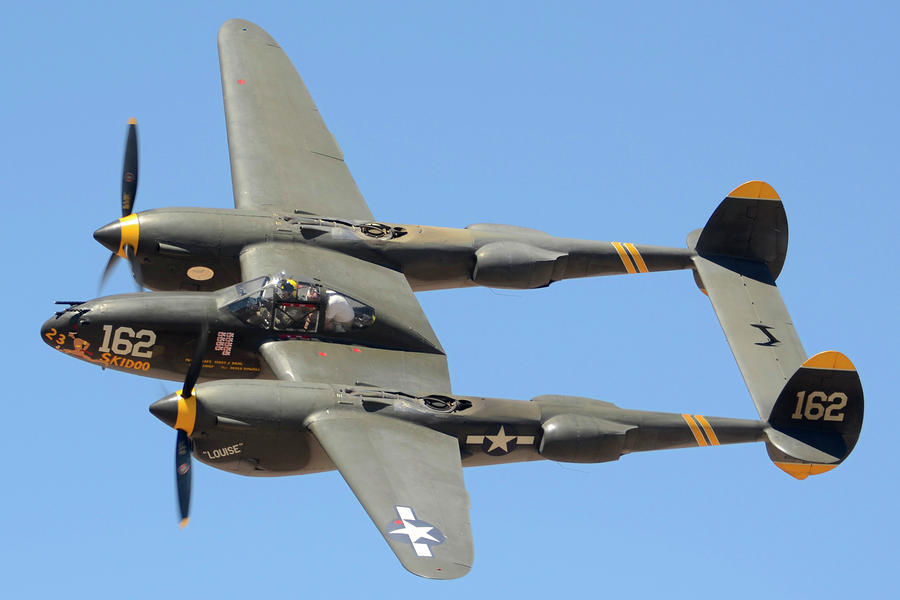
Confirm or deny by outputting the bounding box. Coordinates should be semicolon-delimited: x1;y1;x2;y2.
41;273;439;382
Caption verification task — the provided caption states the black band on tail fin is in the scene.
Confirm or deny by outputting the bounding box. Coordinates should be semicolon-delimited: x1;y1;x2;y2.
693;180;788;280
765;351;864;479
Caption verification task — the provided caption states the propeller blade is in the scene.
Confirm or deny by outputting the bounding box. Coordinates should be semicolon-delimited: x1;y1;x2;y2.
175;428;192;528
122;118;138;217
98;119;140;292
181;323;209;399
125;244;144;291
99;252;120;292
172;323;208;527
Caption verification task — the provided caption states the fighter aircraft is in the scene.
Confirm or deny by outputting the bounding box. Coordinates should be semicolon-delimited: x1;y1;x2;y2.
41;20;864;580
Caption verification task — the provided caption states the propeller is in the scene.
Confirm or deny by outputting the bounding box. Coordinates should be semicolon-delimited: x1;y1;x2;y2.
174;322;209;528
149;323;209;528
98;118;142;292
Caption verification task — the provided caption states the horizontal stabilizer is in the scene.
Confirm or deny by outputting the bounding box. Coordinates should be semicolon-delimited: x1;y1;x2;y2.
689;181;804;419
690;255;806;419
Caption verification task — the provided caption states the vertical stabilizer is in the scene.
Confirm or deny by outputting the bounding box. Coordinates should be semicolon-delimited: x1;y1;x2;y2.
765;351;864;478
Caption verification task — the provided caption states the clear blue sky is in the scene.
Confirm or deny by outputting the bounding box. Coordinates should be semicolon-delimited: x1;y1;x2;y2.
3;2;896;597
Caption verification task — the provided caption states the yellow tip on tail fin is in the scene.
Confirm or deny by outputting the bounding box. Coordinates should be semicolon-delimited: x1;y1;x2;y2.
773;462;837;480
727;180;780;200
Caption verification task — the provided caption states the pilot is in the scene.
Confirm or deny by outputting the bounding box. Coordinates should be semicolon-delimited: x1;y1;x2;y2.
324;293;354;333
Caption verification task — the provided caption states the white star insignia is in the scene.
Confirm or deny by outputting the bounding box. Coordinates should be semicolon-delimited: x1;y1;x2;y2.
387;506;444;558
485;425;517;453
389;521;439;545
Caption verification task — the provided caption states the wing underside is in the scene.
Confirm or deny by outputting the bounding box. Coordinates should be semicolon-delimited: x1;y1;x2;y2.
260;340;451;395
218;19;374;220
307;411;473;579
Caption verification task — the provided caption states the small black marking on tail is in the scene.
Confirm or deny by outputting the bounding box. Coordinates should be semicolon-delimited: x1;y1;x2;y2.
750;323;780;347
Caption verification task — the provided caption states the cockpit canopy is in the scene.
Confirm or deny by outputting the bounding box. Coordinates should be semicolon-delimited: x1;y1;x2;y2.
220;273;375;334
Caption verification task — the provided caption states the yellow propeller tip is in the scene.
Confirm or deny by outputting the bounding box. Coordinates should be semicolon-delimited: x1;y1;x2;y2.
128;117;137;125
179;518;189;529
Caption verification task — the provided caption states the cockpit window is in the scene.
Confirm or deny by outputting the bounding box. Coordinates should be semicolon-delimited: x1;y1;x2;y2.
235;276;269;298
217;275;269;309
222;273;375;334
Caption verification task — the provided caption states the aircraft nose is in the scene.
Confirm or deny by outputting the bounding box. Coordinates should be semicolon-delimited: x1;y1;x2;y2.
149;396;179;429
40;314;68;347
93;220;122;254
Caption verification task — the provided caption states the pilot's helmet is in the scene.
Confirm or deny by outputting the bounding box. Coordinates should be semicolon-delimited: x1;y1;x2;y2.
279;278;298;298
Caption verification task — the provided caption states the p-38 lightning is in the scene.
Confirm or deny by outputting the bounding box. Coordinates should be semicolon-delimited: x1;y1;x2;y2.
41;20;863;580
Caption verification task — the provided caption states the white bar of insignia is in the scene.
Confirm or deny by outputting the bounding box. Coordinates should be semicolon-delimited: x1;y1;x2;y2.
466;435;484;444
517;436;535;445
396;506;415;521
412;542;432;557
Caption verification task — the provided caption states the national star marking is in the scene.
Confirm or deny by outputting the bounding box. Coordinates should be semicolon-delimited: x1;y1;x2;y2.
485;425;517;452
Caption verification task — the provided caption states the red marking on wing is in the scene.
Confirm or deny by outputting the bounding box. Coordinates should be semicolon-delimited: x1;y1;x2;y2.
352;348;361;353
318;352;327;357
237;79;246;85
394;520;402;525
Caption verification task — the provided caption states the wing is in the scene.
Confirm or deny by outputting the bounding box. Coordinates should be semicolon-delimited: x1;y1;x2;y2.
259;340;451;396
307;411;473;579
241;242;451;395
218;19;374;221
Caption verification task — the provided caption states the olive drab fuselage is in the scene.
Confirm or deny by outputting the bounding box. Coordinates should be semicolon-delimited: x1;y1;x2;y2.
41;273;402;383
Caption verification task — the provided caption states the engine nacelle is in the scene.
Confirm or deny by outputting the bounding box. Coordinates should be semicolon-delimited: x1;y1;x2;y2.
472;241;566;289
188;380;335;476
538;413;634;463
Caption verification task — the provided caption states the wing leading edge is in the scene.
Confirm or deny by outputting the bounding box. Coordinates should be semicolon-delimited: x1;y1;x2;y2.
218;19;374;220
